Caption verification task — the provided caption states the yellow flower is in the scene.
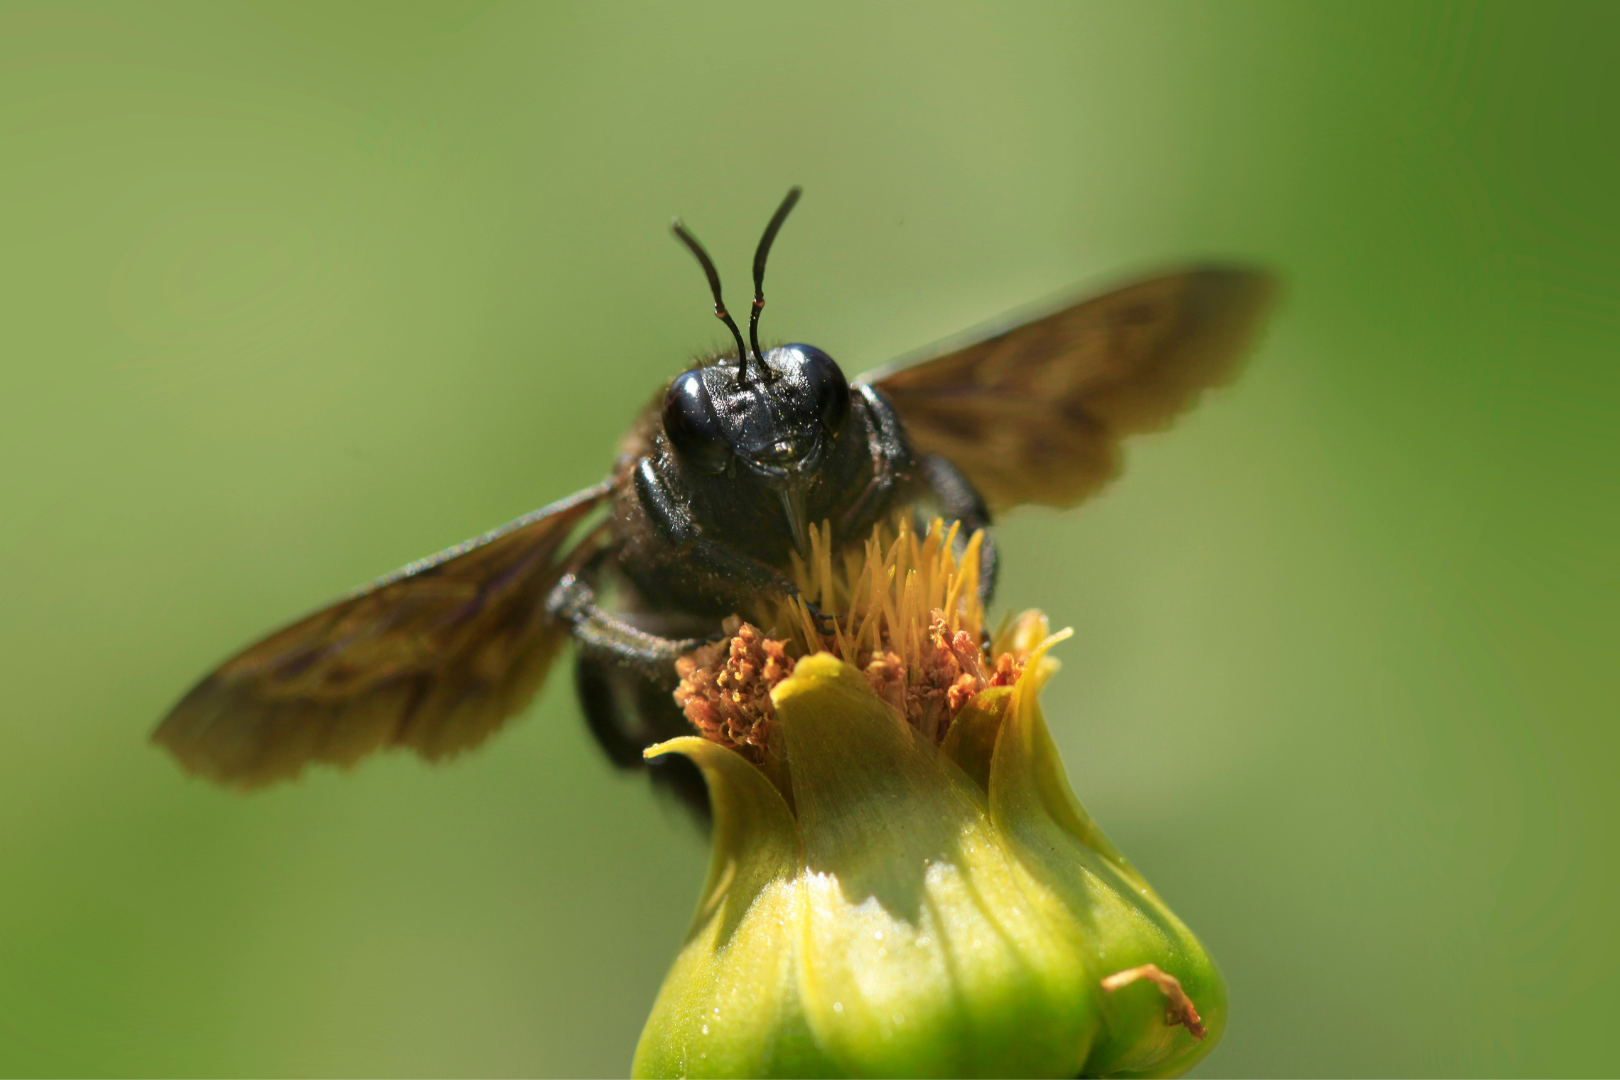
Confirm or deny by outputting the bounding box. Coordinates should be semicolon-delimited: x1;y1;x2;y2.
635;521;1223;1078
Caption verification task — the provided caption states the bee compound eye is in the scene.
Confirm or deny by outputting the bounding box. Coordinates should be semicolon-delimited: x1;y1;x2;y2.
662;370;732;473
797;345;850;436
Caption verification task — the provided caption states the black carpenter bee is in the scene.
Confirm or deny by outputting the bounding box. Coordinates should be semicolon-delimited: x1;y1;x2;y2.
153;188;1275;814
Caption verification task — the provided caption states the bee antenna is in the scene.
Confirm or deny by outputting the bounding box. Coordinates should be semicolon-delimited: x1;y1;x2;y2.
749;186;802;381
672;218;752;386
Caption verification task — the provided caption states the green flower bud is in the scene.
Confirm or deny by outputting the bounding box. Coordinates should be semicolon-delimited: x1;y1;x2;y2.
633;522;1224;1078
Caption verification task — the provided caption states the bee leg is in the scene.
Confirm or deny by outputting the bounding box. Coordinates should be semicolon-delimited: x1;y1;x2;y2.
573;653;710;825
918;452;999;606
573;651;651;769
547;570;711;672
837;385;915;538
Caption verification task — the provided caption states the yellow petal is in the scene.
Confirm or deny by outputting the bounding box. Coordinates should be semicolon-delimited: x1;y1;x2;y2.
775;654;1098;1078
633;737;835;1078
990;649;1228;1077
938;686;1012;794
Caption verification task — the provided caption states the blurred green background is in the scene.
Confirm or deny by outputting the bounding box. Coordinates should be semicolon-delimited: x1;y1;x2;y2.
1;1;1615;1075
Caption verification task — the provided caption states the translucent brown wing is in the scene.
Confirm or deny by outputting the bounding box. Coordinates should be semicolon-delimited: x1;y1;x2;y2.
153;481;614;789
862;266;1278;513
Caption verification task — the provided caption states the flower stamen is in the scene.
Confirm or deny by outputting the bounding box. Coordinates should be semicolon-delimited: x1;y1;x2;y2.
673;620;794;762
674;518;1052;755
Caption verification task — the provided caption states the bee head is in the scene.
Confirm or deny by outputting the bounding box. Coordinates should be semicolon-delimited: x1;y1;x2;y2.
661;345;850;480
664;188;847;553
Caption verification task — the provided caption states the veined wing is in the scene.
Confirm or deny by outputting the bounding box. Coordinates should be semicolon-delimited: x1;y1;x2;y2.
863;267;1278;512
152;481;613;788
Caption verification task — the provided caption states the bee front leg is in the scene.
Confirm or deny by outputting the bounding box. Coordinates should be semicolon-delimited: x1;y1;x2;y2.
546;569;710;672
836;384;915;540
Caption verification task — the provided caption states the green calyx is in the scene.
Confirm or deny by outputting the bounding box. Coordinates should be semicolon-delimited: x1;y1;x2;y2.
633;645;1224;1079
